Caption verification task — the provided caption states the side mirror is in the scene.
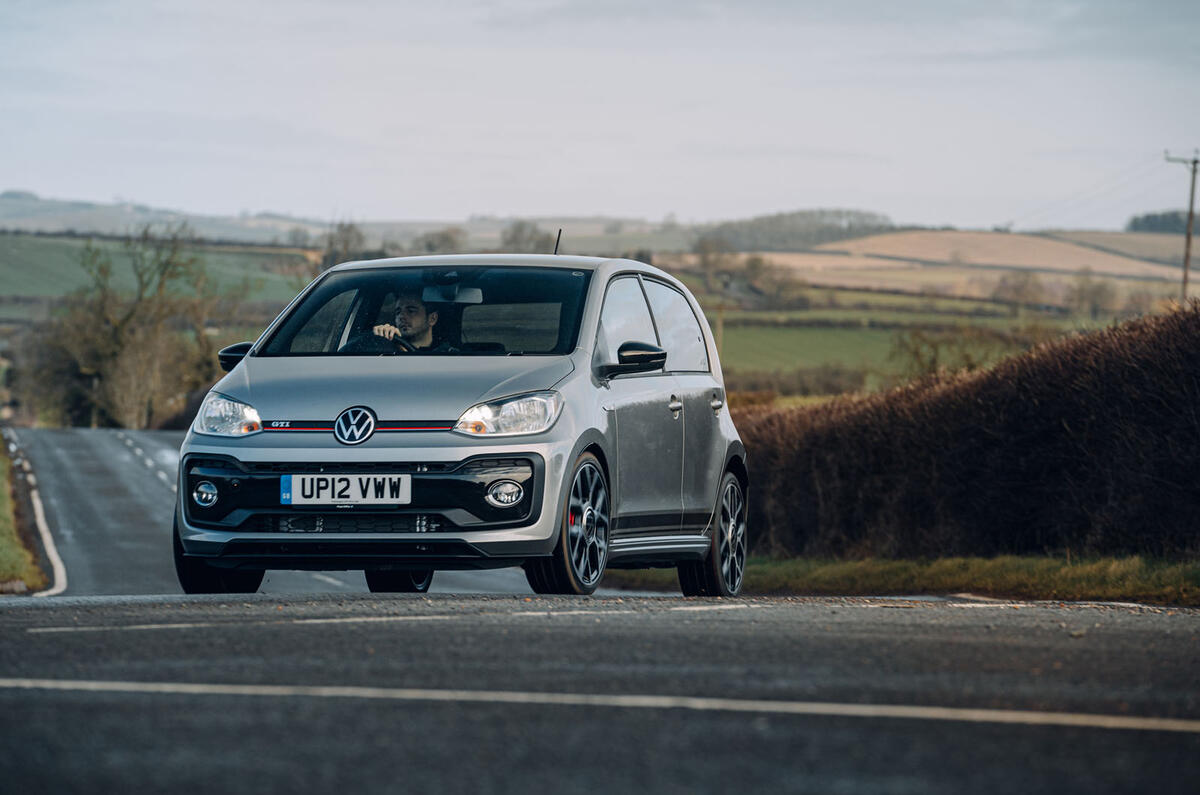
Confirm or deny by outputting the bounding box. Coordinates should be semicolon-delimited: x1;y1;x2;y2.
218;341;254;373
597;341;667;378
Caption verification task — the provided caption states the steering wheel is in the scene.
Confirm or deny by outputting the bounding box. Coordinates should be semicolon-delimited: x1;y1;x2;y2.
342;331;416;354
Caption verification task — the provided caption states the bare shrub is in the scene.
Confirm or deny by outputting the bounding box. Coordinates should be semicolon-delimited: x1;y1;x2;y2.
693;234;733;292
500;221;555;254
410;227;467;254
991;270;1045;312
1065;268;1118;319
14;224;249;429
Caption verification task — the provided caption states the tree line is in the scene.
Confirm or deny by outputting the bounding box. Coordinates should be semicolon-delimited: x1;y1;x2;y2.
1127;210;1191;234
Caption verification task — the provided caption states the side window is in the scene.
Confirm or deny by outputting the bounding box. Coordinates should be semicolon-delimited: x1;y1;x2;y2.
595;277;658;366
643;281;710;372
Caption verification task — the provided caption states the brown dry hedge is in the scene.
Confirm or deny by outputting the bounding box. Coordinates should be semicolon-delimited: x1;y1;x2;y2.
734;303;1200;558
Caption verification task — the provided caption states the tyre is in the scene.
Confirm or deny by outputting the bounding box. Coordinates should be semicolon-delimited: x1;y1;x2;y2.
523;452;609;595
365;569;434;593
678;472;746;597
173;521;264;594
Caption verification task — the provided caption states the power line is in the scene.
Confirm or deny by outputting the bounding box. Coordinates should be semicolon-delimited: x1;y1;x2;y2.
1048;169;1179;229
1003;156;1161;229
1008;155;1163;229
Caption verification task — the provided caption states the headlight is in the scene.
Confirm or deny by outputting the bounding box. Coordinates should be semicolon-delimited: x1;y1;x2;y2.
193;392;263;437
453;391;562;437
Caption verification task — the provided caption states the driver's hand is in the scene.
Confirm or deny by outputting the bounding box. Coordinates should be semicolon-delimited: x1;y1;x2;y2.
373;324;401;340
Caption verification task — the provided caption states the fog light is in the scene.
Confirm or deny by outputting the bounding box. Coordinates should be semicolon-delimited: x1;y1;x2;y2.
414;515;441;533
192;481;218;508
485;480;523;508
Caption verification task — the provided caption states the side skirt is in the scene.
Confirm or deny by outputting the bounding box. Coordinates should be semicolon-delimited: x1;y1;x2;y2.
606;534;709;569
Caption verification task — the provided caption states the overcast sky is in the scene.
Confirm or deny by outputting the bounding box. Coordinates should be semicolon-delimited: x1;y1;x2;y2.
2;0;1198;229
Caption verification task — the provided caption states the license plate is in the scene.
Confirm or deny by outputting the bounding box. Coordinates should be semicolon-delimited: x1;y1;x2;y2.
280;474;412;505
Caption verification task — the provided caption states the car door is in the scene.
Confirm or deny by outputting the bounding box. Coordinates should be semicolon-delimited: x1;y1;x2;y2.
642;279;725;534
594;275;684;537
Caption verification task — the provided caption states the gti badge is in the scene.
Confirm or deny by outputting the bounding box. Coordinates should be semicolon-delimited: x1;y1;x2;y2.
334;406;377;445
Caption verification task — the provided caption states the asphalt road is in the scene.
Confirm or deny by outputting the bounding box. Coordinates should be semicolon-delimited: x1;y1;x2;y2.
0;594;1197;794
3;428;1198;792
5;427;585;597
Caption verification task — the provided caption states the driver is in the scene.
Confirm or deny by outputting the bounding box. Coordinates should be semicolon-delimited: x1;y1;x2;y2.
372;291;439;350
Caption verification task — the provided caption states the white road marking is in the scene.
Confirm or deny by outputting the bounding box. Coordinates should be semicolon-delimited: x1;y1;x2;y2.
1;678;1197;734
292;615;458;625
28;623;219;634
30;488;68;597
309;573;345;587
669;604;749;612
27;614;461;633
142;457;155;469
156;471;170;484
25;474;36;488
133;447;143;457
513;610;610;617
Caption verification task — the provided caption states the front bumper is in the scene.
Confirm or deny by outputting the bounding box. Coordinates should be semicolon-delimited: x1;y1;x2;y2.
175;434;574;570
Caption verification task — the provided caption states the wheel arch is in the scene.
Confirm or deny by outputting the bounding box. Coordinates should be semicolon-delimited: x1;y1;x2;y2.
545;430;613;551
724;441;748;494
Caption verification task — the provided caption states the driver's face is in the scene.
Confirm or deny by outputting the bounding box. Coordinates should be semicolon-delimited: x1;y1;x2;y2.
393;295;434;339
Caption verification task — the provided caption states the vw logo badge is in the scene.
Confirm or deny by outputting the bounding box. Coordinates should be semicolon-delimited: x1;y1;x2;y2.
334;406;377;445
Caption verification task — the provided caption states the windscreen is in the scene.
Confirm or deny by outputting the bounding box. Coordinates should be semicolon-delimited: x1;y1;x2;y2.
259;266;592;357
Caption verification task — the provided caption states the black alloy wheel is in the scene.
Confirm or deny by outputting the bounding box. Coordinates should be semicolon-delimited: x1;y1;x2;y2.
365;569;434;593
678;472;746;597
173;521;264;595
524;452;609;595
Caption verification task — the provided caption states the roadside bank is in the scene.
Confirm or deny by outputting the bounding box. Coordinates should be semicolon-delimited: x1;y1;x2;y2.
601;555;1200;606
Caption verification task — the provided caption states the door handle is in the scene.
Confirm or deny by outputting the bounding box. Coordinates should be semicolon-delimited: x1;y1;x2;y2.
710;396;724;411
668;397;683;413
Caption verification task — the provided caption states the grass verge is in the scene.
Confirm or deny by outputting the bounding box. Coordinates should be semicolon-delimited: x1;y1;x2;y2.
0;447;46;593
601;556;1200;606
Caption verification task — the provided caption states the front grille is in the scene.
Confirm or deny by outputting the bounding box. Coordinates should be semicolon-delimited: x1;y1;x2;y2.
244;513;455;534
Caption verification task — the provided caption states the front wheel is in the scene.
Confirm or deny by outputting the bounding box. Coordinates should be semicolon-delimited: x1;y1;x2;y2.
524;452;609;595
678;472;747;597
173;522;264;594
365;569;434;593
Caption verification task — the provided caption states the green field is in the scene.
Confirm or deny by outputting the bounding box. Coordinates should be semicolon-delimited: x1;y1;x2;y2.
718;326;898;372
0;234;305;302
0;233;1121;389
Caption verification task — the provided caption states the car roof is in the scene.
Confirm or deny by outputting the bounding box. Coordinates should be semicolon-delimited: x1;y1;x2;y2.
333;253;621;272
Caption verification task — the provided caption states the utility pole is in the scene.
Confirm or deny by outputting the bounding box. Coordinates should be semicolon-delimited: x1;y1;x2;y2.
1165;150;1199;303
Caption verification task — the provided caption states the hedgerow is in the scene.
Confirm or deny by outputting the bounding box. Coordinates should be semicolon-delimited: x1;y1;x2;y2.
736;303;1200;558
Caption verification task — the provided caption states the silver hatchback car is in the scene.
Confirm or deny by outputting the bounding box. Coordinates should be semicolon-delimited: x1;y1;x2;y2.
173;255;748;596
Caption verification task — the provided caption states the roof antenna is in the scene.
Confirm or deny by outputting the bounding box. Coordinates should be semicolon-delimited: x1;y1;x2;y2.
553;228;562;255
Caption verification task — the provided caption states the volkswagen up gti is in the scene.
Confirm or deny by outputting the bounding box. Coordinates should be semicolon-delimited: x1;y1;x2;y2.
173;255;748;596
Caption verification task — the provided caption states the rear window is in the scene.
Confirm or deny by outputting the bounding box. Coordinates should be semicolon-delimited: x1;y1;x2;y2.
260;266;592;356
